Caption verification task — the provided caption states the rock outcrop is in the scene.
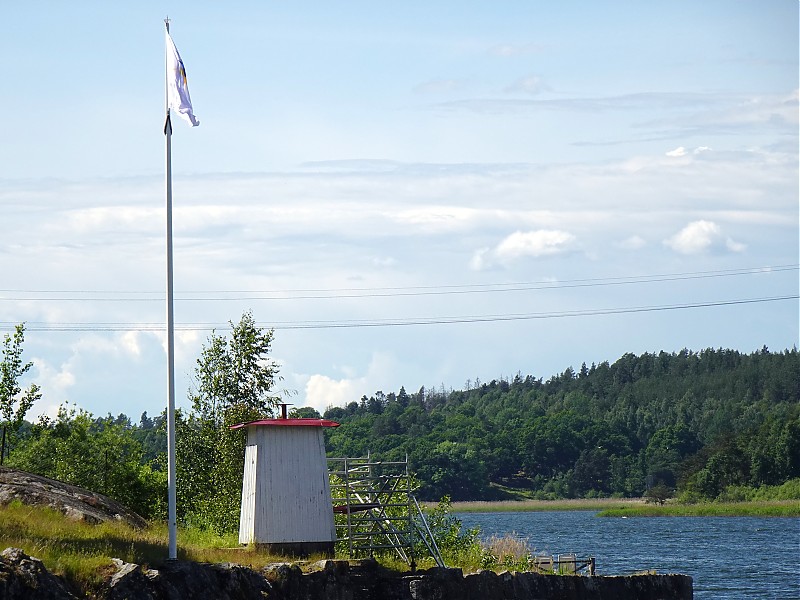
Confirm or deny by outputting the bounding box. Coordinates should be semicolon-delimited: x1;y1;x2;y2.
0;549;693;600
0;467;147;529
0;547;80;600
104;557;273;600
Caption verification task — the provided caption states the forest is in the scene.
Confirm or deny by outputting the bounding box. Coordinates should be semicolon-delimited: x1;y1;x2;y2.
1;317;798;534
322;347;799;501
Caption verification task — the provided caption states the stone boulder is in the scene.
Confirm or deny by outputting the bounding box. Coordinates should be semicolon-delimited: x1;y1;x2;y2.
0;547;80;600
105;558;272;600
0;467;147;528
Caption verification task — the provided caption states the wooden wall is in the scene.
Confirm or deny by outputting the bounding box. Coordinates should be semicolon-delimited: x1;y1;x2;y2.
238;425;336;546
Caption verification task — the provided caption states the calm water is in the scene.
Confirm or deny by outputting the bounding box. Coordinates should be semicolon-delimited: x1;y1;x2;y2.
456;511;800;600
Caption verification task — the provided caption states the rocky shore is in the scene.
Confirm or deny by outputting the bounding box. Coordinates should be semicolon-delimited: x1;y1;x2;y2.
0;547;692;600
0;469;692;599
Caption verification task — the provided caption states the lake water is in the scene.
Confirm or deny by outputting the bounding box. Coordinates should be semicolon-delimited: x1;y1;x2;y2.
456;511;800;600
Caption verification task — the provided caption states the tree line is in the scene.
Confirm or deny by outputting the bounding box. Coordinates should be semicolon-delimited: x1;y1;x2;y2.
2;317;798;534
2;314;280;531
321;347;799;501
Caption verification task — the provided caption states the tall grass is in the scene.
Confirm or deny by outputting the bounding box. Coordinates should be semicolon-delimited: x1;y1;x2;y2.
450;498;644;513
597;501;799;518
0;500;299;593
597;480;800;517
479;532;534;571
0;498;612;595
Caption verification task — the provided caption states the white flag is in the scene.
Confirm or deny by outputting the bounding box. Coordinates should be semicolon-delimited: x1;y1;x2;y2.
166;30;199;127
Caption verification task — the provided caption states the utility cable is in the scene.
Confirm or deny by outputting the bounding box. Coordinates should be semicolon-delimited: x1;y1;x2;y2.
0;264;796;302
3;294;796;332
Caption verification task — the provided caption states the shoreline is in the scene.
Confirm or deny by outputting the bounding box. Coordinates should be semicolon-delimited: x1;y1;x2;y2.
450;498;645;513
448;498;800;517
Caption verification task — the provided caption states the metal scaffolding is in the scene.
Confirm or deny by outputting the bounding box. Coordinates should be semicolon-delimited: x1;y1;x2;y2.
328;456;444;569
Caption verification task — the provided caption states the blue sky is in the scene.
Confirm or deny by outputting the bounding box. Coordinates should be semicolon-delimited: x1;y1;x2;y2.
1;1;797;420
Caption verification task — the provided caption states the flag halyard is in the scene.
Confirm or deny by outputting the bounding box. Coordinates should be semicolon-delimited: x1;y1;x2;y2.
165;30;199;127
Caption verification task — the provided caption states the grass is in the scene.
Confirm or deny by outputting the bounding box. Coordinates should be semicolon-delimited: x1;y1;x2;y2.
597;500;800;518
0;500;329;595
479;532;534;571
4;496;795;593
0;499;569;591
449;496;800;517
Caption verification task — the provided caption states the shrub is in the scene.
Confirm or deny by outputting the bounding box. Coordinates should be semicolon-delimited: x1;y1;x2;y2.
479;532;532;571
419;496;482;565
644;483;673;505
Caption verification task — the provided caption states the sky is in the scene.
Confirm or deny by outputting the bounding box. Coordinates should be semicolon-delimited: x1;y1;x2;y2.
1;1;797;422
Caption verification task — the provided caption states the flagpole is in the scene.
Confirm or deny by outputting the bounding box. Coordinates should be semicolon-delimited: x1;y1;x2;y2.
164;17;178;562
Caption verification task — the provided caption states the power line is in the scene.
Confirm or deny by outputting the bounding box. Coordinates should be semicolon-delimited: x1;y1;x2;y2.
4;295;796;332
0;264;796;302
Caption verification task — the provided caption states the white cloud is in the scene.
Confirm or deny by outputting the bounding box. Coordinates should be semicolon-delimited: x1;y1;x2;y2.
30;357;75;418
393;206;482;232
300;353;398;414
0;3;794;429
175;330;202;364
495;230;575;260
120;331;143;357
663;220;745;255
469;247;492;271
371;256;397;268
71;332;155;360
304;375;360;413
60;206;160;235
1;147;791;421
618;235;646;250
636;91;798;137
149;329;202;365
725;237;747;253
666;147;687;157
504;75;548;95
664;220;720;254
471;230;576;270
666;145;711;158
36;403;62;420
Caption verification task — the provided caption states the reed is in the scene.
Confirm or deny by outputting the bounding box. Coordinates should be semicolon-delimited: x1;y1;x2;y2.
484;532;530;560
450;497;644;513
597;500;800;518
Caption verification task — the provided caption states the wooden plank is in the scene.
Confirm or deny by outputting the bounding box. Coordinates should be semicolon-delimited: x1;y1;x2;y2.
237;434;258;544
249;426;336;544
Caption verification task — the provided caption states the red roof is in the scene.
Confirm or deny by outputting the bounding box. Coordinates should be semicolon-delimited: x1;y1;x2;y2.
230;418;340;430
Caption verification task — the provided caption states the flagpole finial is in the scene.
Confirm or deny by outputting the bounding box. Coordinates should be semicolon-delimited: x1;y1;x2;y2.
164;16;170;32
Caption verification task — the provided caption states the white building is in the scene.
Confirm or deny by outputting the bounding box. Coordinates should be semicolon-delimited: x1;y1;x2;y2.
232;415;339;556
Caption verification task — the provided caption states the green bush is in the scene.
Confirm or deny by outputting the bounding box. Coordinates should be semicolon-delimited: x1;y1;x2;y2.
718;478;800;502
10;407;164;519
419;497;482;565
674;489;704;504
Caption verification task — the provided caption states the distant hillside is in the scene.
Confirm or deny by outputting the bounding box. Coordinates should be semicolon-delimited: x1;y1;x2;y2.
322;348;800;501
6;348;798;514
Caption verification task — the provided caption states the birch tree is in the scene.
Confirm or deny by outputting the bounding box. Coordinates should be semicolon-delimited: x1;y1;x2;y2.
0;323;41;464
177;311;281;532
